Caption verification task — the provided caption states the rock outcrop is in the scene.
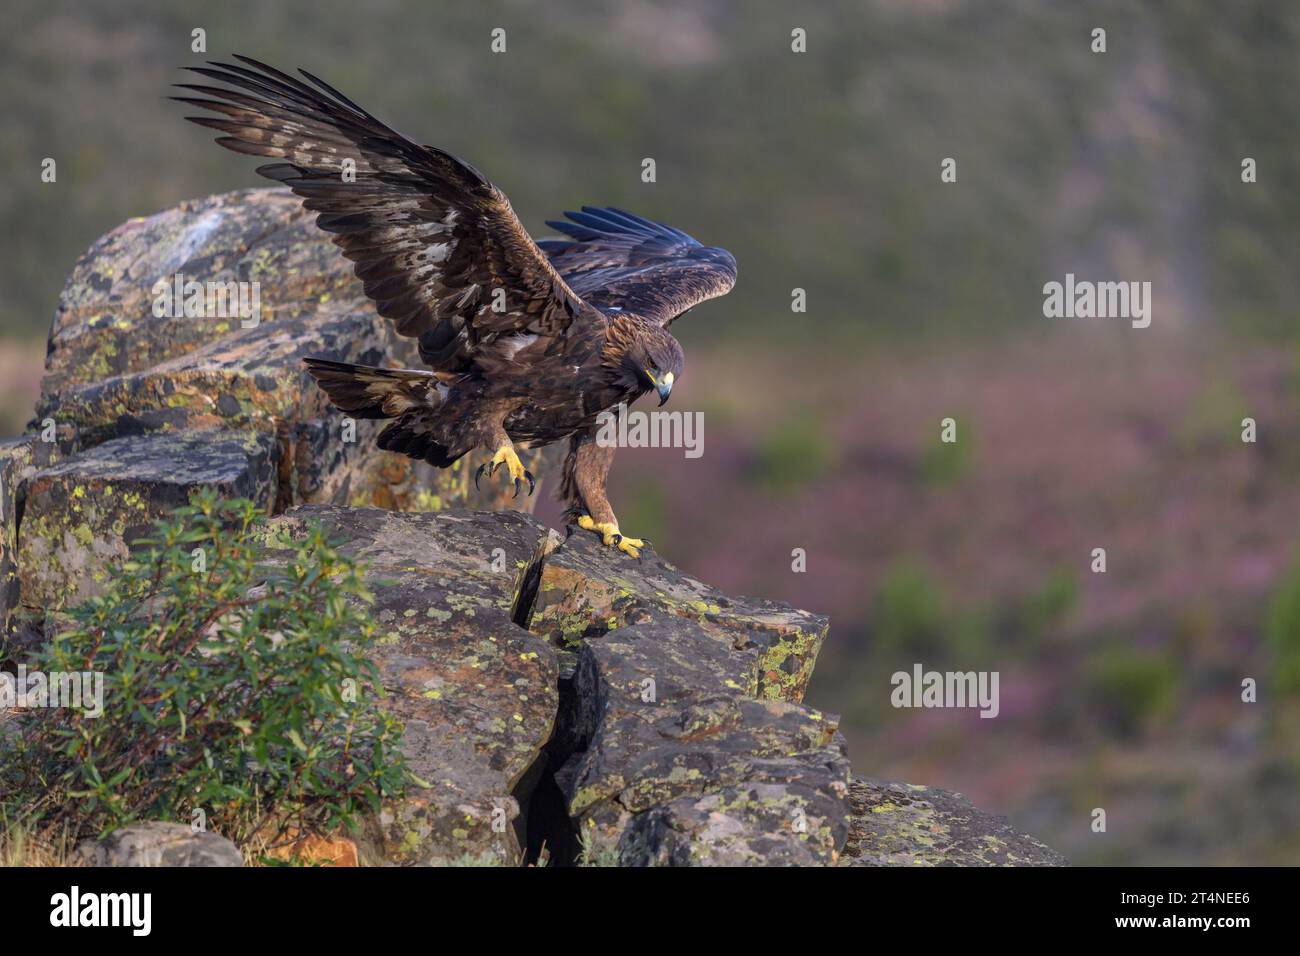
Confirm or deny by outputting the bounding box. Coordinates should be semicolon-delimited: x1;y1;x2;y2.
72;823;244;868
555;619;849;865
843;778;1067;866
530;531;827;702
0;191;1064;866
5;189;557;635
261;505;559;866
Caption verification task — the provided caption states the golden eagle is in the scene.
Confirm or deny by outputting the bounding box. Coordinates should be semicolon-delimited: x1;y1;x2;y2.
177;56;735;557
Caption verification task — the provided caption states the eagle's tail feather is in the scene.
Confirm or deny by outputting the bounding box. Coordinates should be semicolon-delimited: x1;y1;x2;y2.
303;357;464;469
375;415;463;469
302;356;442;420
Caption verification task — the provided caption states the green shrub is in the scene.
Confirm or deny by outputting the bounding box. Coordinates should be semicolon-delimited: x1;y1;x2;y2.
920;420;972;486
751;408;835;492
1084;647;1178;737
1009;565;1078;645
871;560;989;662
1175;374;1247;453
873;561;948;658
1;490;407;848
1266;555;1300;694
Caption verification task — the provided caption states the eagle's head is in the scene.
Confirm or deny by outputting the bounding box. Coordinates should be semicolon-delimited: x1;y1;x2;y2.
609;317;684;406
605;314;686;403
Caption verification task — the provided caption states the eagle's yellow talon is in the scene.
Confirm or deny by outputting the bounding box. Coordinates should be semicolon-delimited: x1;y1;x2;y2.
576;516;645;558
476;443;535;496
613;534;642;558
490;444;526;481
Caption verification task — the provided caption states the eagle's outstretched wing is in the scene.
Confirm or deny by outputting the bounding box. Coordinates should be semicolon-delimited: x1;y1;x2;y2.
175;56;600;373
537;207;737;327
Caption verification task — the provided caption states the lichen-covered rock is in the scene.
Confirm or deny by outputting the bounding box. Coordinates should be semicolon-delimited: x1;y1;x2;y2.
617;781;847;866
262;506;559;866
841;778;1068;866
36;187;558;513
1;435;64;648
256;509;850;866
5;189;563;623
73;822;243;867
43;189;356;398
17;429;278;610
528;530;827;703
555;619;851;866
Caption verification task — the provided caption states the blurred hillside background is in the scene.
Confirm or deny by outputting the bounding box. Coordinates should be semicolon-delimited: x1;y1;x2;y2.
2;0;1299;864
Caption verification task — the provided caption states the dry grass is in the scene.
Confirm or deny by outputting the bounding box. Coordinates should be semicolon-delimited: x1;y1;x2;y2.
0;819;76;867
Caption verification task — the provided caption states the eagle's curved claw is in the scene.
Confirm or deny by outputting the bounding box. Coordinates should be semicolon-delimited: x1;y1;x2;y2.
479;444;533;496
510;469;537;498
576;515;646;558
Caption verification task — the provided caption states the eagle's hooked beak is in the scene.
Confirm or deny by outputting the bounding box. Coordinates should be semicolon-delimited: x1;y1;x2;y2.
647;369;675;406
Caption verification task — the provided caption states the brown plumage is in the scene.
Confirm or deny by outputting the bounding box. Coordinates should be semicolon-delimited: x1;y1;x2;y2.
177;56;736;556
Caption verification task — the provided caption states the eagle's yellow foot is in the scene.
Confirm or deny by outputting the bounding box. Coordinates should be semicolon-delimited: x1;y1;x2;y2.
576;515;646;558
475;444;535;498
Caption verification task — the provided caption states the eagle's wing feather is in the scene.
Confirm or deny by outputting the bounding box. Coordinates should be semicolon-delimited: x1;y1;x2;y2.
537;206;737;327
175;56;600;373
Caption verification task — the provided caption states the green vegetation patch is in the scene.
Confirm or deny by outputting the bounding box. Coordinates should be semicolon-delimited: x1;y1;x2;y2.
2;489;408;850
